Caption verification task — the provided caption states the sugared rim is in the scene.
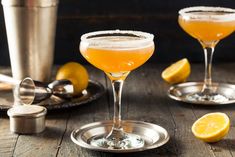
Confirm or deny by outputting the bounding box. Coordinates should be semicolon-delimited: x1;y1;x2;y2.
80;30;154;47
179;6;235;21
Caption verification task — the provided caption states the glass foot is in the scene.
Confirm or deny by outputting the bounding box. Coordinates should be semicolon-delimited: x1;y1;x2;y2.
186;92;229;103
90;133;145;149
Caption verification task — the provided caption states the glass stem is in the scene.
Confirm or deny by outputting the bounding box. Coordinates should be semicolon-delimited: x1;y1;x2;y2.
111;79;124;131
106;78;125;142
202;46;215;94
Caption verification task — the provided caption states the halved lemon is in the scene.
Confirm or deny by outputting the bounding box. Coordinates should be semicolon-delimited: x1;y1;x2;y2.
192;112;230;143
161;58;190;84
56;62;89;96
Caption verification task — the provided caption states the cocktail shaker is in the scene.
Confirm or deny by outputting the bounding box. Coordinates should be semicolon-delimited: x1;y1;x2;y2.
1;0;59;82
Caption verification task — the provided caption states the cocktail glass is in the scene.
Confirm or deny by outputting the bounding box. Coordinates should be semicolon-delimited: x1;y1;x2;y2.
80;30;154;149
178;6;235;103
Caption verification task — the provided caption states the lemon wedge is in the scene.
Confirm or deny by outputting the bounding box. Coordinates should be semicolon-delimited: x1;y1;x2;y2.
192;112;230;143
161;58;191;84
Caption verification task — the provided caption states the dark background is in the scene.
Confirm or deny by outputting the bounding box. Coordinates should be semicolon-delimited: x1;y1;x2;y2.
0;0;235;66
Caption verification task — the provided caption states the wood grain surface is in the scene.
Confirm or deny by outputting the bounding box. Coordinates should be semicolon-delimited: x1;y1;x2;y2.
1;63;235;156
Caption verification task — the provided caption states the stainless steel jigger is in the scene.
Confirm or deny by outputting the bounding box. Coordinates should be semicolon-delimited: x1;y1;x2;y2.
0;74;74;105
19;77;74;105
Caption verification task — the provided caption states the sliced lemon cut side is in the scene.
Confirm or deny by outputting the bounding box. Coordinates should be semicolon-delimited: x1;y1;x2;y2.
161;58;191;84
192;112;230;143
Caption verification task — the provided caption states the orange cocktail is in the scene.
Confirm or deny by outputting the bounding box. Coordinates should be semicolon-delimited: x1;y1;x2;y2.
178;6;235;104
179;13;235;42
79;30;154;149
80;37;154;73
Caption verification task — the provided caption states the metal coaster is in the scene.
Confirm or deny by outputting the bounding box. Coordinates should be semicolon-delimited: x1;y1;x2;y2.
71;120;169;153
168;82;235;105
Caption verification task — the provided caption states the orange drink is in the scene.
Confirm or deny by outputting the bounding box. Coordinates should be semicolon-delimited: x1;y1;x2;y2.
80;36;154;73
177;6;235;104
79;30;154;149
179;14;235;42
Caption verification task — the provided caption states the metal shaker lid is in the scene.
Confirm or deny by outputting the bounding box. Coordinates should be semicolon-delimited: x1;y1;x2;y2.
1;0;59;7
7;105;47;118
7;105;47;134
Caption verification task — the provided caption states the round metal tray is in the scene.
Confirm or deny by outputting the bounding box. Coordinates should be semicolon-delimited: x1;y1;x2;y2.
168;82;235;105
0;80;105;111
71;120;169;153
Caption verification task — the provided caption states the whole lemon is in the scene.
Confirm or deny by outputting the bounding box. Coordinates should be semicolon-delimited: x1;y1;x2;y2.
56;62;89;96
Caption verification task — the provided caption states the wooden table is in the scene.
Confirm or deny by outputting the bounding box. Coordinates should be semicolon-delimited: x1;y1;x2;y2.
1;63;235;157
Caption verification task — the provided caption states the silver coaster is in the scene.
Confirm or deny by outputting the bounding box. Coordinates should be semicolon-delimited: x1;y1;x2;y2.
71;120;169;153
168;82;235;105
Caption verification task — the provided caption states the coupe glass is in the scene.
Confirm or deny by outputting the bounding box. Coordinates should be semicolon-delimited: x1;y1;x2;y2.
80;30;154;149
178;6;235;103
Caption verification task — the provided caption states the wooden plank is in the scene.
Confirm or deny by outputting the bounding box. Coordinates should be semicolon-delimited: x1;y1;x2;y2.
0;115;18;157
0;68;18;157
12;113;69;157
1;63;235;156
220;63;235;157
